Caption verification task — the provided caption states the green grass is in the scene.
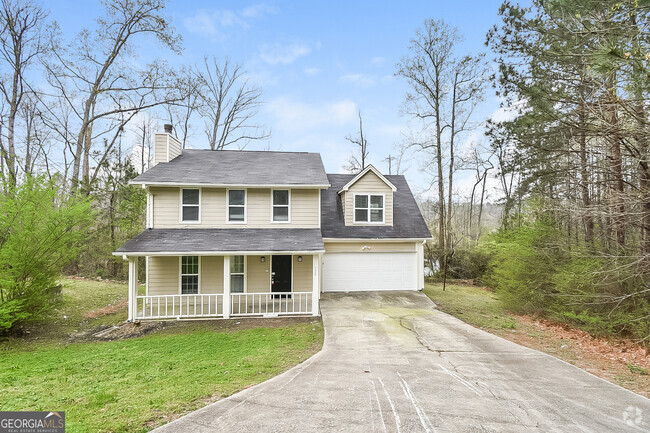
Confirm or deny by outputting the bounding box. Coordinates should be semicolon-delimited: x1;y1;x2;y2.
423;282;519;330
0;278;324;432
0;324;322;432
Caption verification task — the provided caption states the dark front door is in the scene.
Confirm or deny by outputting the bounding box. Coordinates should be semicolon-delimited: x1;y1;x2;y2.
272;255;292;293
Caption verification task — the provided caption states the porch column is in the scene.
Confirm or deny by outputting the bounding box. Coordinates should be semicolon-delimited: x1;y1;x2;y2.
312;254;320;316
223;256;231;319
127;257;138;321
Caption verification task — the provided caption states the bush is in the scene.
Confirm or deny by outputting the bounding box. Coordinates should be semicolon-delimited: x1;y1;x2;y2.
481;221;564;313
0;175;93;332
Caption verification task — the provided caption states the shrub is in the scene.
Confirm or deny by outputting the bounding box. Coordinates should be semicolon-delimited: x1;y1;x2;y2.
0;175;93;332
481;221;564;313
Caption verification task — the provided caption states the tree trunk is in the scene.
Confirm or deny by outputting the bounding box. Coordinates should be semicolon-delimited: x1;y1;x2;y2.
579;97;593;244
606;76;626;247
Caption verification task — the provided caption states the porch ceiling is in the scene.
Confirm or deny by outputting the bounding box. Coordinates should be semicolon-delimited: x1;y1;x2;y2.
114;228;324;256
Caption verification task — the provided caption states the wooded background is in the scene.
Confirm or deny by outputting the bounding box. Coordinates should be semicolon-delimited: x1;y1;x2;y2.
0;0;648;342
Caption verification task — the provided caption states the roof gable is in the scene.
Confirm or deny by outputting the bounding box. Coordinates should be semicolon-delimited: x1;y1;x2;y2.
322;173;431;239
337;165;396;194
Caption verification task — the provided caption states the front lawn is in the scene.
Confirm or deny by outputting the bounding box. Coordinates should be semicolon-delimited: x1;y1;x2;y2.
0;278;324;432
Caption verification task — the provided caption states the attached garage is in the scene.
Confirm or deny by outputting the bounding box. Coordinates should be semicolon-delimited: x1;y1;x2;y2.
322;241;423;292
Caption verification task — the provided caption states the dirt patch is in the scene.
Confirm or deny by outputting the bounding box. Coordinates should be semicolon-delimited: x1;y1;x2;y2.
518;315;649;369
491;315;650;398
70;316;320;343
84;300;128;319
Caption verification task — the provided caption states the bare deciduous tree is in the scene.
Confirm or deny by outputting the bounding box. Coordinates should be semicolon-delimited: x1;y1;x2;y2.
43;0;184;192
0;0;48;187
197;57;269;150
344;110;369;173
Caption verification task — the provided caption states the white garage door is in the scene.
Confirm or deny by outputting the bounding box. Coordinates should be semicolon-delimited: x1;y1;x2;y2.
322;252;418;292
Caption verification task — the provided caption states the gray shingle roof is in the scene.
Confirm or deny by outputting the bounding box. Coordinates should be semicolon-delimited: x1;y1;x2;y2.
115;228;324;254
131;150;330;187
320;174;432;239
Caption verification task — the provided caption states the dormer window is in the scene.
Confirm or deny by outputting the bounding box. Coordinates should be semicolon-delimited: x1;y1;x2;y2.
181;188;200;222
354;194;384;223
228;189;246;222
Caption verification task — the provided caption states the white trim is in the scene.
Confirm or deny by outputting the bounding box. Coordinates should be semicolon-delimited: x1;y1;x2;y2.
318;189;321;228
179;255;201;294
145;256;149;296
131;181;330;189
227;188;247;224
271;189;291;224
337;164;396;193
179;187;201;224
353;193;385;224
166;134;170;163
113;250;327;257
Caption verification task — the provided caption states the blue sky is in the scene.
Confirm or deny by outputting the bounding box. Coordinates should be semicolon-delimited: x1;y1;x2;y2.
49;0;507;200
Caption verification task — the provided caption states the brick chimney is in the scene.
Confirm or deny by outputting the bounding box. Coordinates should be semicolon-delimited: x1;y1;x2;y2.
153;124;182;166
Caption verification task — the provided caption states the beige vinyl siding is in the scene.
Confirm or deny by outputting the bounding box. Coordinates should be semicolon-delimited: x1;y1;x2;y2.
168;135;182;161
201;256;223;293
292;255;313;292
247;255;271;293
150;187;320;228
344;171;393;226
324;242;417;253
148;256;179;295
153;134;168;166
153;134;181;166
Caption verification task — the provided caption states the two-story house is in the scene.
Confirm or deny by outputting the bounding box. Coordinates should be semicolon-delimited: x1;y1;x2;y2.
115;126;431;321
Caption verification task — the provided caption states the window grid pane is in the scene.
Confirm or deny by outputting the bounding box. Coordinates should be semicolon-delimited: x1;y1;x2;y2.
231;255;244;273
273;207;289;221
182;189;200;205
229;206;245;221
231;275;244;293
355;195;368;208
182;206;199;222
229;190;245;206
370;209;383;222
273;190;289;206
355;209;368;222
181;275;198;294
370;195;383;208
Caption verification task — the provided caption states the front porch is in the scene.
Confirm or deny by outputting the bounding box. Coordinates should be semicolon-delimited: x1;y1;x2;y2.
125;253;321;320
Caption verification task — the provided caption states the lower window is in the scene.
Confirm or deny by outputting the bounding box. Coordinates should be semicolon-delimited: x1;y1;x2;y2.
181;256;199;294
230;255;245;293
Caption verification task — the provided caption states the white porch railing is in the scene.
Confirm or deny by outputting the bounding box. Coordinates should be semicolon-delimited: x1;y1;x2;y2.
135;292;312;320
136;294;224;319
230;292;312;316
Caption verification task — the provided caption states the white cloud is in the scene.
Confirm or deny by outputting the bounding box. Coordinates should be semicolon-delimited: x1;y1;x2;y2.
304;67;321;76
266;97;357;132
488;99;527;123
259;42;313;65
183;4;276;39
241;3;278;19
339;73;392;87
371;56;386;66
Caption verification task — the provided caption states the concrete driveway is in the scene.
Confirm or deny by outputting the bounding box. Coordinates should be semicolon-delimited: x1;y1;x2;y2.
154;291;650;432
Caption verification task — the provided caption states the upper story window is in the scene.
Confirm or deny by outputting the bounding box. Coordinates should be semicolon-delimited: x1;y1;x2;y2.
354;194;384;223
228;190;246;222
181;188;200;222
272;190;290;222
